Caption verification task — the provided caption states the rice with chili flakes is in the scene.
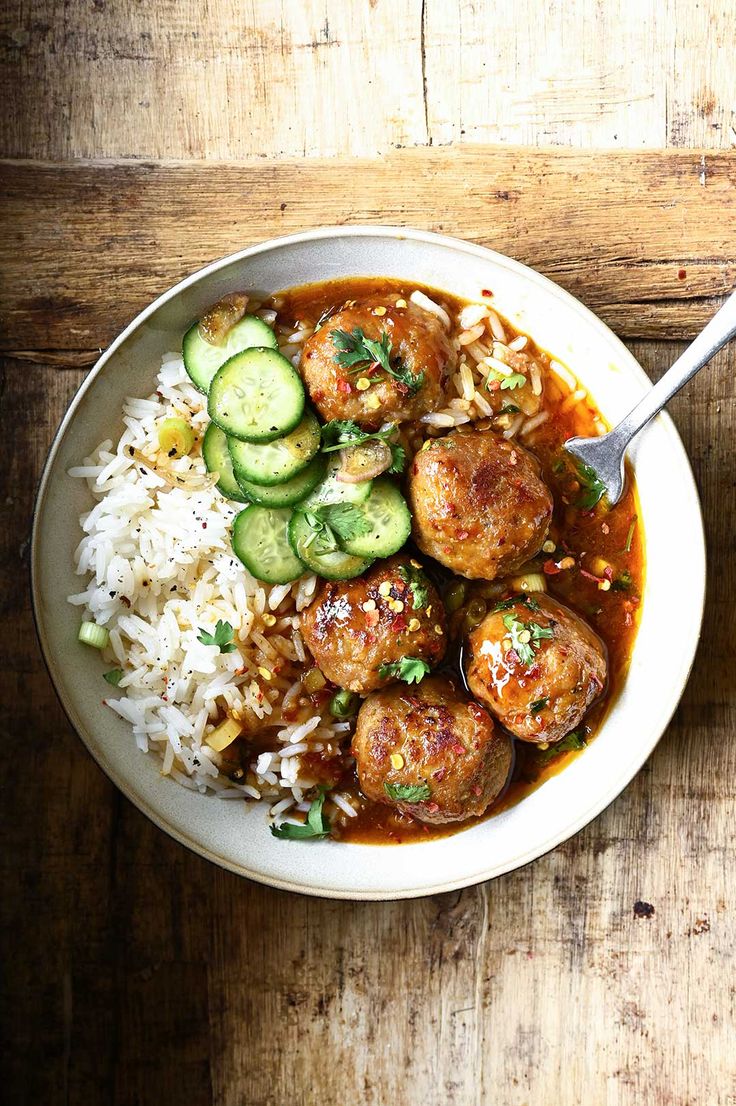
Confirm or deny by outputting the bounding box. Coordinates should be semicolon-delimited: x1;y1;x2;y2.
67;290;583;830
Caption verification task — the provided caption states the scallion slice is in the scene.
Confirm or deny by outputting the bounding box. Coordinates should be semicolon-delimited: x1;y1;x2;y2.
79;621;109;649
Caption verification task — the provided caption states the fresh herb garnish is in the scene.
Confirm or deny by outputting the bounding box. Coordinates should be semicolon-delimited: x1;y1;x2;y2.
536;730;587;764
500;372;527;391
574;460;607;510
330;327;424;395
529;697;548;714
270;787;331;840
320;419;406;474
398;564;429;610
377;656;431;684
612;570;633;592
622;516;637;553
302;503;371;553
502;613;553;666
491;594;541;614
499;403;520;414
384;780;432;802
103;668;123;687
197;619;237;653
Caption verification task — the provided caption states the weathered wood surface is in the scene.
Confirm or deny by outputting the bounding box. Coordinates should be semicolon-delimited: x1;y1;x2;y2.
2;150;735;350
1;0;735;158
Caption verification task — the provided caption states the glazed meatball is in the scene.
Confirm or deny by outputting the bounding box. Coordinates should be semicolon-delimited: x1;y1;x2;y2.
465;593;607;744
352;676;513;825
407;428;553;580
300;556;446;694
299;294;455;430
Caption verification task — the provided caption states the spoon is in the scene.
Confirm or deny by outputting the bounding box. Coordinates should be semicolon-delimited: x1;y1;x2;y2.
564;290;736;504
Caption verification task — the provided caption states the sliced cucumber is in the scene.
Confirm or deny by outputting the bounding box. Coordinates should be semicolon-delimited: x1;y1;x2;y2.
300;457;373;511
237;454;327;508
231;506;305;584
208;347;305;443
202;423;250;503
183;316;278;393
288;511;373;581
229;410;320;487
339;478;412;559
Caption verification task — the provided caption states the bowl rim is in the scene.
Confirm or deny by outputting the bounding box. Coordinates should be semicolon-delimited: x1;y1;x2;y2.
31;224;706;899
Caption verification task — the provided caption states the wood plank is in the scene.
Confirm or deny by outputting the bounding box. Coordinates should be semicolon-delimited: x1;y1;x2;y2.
1;149;735;352
2;1;735;160
2;340;735;1105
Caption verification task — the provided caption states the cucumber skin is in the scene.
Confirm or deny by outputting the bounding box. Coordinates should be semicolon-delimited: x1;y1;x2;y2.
208;348;305;444
202;423;250;503
287;512;373;581
236;454;327;508
339;478;412;559
231;506;305;585
183;316;278;394
228;410;321;487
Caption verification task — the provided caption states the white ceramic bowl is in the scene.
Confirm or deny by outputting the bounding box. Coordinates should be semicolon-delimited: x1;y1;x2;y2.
32;227;705;900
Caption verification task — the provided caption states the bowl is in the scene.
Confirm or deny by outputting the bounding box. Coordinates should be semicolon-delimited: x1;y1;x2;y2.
32;227;705;900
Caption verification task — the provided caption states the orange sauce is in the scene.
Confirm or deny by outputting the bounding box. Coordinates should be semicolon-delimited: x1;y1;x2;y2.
270;278;644;844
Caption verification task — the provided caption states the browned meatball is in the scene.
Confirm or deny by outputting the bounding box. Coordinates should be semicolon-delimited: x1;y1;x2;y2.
300;556;446;694
299;294;455;430
352;676;513;824
407;428;553;580
465;593;607;744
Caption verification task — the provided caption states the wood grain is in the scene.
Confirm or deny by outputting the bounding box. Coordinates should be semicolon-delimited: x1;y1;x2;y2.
2;339;735;1105
2;0;735;159
1;149;735;352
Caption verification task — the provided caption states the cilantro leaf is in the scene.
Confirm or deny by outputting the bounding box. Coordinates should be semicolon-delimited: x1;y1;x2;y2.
197;619;237;653
499;403;520;414
529;697;548;714
320;419;404;467
491;594;540;614
500;372;527;390
317;502;371;543
384;780;432;803
388;444;406;474
574;460;607;510
502;613;552;667
330;327;424;395
103;668;123;687
377;656;431;684
535;730;587;764
398;564;429;610
270;787;331;840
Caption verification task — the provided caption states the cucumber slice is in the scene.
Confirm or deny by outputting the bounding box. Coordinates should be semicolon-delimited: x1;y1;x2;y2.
229;410;320;486
183;316;278;393
288;511;373;581
231;506;305;584
208;347;305;443
237;454;327;508
339;477;412;559
300;457;373;510
202;423;250;502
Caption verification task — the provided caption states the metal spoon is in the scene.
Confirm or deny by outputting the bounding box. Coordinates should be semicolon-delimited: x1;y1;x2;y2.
564;290;736;504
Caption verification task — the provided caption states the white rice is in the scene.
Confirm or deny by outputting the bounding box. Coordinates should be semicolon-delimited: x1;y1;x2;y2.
68;350;344;815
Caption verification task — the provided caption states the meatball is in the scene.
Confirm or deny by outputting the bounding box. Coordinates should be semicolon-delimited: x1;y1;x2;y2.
299;294;455;429
465;593;607;744
352;676;513;825
300;555;446;694
407;428;553;580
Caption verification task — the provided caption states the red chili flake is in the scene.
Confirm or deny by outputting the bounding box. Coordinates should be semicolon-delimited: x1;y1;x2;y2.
457;529;469;540
678;268;687;280
481;288;493;297
543;559;561;575
337;378;352;394
580;568;603;583
488;379;500;392
392;614;407;633
432;767;447;781
603;565;614;581
507;648;520;664
468;703;486;722
472;785;482;797
425;802;440;814
364;610;380;628
527;664;541;679
202;522;207;529
452;741;465;756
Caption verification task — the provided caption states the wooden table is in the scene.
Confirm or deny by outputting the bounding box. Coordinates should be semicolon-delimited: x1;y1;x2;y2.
2;3;735;1103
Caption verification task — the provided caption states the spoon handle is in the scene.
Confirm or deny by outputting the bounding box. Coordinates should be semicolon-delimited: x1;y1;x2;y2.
610;290;736;452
